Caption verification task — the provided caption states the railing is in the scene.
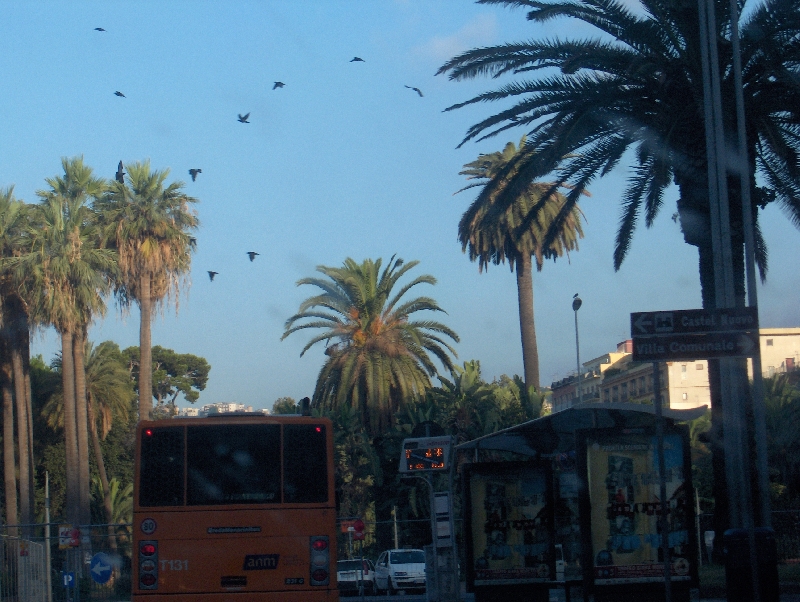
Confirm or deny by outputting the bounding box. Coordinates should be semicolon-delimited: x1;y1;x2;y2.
0;523;131;602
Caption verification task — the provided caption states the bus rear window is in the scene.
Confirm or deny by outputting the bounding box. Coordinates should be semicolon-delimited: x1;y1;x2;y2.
187;424;280;505
283;424;328;503
139;426;185;507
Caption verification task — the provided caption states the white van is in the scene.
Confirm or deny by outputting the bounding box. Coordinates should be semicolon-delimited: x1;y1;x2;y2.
375;548;426;594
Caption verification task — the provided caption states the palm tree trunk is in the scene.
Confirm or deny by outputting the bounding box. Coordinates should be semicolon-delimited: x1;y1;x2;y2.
22;328;35;534
515;254;540;391
73;328;92;527
1;353;18;535
139;272;153;420
11;346;31;533
61;329;80;526
87;400;117;552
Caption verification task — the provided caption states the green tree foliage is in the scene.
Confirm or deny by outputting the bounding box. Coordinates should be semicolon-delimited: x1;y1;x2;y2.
763;373;800;507
283;256;459;437
121;346;210;416
370;361;546;550
438;0;799;292
272;397;298;414
457;139;585;390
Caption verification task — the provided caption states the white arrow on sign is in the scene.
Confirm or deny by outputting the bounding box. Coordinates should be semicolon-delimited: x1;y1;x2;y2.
738;334;756;355
634;314;653;334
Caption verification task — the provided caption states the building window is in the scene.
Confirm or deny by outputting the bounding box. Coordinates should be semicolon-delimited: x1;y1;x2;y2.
681;364;687;380
604;388;610;402
767;339;774;346
696;363;703;370
682;392;688;400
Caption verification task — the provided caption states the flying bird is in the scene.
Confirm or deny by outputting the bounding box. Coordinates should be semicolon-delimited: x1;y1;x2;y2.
247;252;260;262
114;91;126;97
404;85;423;97
237;113;250;123
208;271;218;282
189;169;202;181
94;27;105;32
350;57;364;62
115;161;125;184
273;82;285;90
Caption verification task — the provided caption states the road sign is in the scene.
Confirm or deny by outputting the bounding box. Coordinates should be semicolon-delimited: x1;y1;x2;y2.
632;331;759;361
62;571;75;588
631;307;758;337
90;552;113;584
630;306;759;361
58;525;80;549
399;436;452;473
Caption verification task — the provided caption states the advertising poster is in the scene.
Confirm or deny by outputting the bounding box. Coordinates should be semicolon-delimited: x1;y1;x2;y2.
469;465;552;585
585;432;692;585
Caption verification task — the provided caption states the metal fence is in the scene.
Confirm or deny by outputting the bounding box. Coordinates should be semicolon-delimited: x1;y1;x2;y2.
0;524;131;602
0;512;797;601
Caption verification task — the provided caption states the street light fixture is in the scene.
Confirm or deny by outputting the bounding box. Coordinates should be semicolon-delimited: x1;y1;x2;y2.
573;294;583;406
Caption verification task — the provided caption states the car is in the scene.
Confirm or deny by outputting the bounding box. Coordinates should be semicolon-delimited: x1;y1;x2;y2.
374;548;426;595
336;558;375;596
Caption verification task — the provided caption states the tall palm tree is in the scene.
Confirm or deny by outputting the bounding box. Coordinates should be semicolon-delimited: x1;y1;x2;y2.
0;187;33;530
96;161;199;420
11;157;115;526
438;0;800;538
282;256;459;436
457;138;585;390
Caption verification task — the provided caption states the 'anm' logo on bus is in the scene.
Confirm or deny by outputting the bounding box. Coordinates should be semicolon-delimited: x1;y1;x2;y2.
243;554;280;570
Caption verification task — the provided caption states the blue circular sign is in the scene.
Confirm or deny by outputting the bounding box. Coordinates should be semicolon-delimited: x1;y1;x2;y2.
90;552;113;584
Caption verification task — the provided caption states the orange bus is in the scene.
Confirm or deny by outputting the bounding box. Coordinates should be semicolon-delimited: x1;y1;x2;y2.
132;413;339;602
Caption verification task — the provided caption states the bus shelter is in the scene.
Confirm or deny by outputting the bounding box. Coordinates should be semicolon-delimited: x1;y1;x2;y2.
457;402;706;602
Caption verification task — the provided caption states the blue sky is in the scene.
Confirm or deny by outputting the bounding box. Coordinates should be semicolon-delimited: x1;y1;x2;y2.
1;1;797;411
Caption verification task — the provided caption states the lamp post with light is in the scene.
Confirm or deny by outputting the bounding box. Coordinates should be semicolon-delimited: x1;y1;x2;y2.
573;294;582;406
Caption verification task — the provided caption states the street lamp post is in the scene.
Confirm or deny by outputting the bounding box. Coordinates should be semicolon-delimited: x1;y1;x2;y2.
573;294;583;406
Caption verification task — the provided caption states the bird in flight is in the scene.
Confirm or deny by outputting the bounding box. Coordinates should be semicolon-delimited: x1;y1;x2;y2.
273;82;285;90
350;57;364;62
404;85;423;97
238;113;250;123
115;161;125;184
208;271;218;282
114;91;126;98
189;169;202;181
247;251;260;262
94;27;105;32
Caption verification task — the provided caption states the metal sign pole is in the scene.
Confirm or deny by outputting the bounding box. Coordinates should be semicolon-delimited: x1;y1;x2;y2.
653;362;672;602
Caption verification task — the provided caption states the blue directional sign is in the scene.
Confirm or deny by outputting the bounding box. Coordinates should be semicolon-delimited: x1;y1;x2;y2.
62;571;75;588
90;552;113;584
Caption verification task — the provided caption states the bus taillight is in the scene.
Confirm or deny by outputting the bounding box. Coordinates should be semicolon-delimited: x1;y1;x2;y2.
139;540;158;590
309;536;330;586
311;538;328;551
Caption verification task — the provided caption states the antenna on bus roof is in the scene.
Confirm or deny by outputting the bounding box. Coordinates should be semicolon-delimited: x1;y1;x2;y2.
300;397;311;416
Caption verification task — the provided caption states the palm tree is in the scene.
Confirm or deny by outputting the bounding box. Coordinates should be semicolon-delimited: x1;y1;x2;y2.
11;157;115;526
44;340;134;549
438;0;799;289
438;0;800;539
96;161;199;420
282;256;459;436
457;138;585;390
0;187;32;531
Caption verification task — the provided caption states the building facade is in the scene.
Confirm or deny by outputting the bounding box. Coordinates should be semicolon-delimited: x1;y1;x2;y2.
549;328;800;414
